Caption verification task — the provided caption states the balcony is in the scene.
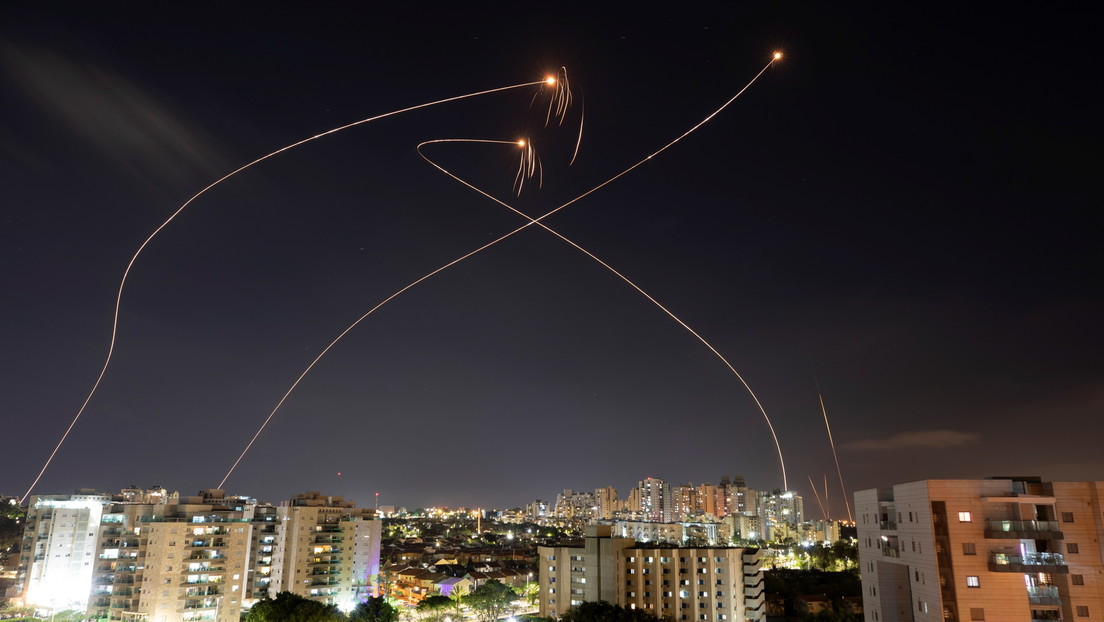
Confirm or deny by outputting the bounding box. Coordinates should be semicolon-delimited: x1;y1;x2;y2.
1027;585;1061;606
879;521;897;530
985;519;1063;540
989;552;1068;573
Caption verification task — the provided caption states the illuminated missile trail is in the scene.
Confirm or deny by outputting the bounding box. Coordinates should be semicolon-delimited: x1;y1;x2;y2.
217;55;785;490
816;373;852;522
20;77;559;505
808;474;828;519
415;137;788;488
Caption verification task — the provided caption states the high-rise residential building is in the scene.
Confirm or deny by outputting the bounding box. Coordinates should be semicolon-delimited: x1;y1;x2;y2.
537;526;763;622
595;487;621;520
755;490;803;541
85;489;259;622
638;478;673;523
720;476;754;518
696;484;725;518
526;500;549;522
554;490;596;521
18;491;113;612
673;485;701;522
269;492;381;609
855;477;1104;622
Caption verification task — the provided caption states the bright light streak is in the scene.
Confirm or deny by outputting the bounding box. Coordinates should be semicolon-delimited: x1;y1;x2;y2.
216;56;786;490
773;52;783;60
21;76;552;505
815;373;852;521
807;475;828;520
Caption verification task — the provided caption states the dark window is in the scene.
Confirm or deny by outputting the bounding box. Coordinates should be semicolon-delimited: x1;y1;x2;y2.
970;608;985;621
962;542;977;555
1068;543;1080;554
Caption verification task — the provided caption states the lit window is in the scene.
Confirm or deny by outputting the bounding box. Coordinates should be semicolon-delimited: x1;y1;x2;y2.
966;576;979;588
958;512;972;522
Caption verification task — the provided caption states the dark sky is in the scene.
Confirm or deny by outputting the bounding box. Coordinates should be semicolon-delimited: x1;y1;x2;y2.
2;3;1100;517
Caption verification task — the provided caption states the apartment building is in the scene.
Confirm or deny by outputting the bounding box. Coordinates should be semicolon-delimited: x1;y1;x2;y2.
269;492;382;609
537;526;763;622
855;477;1104;622
19;492;113;611
86;493;256;622
16;489;381;621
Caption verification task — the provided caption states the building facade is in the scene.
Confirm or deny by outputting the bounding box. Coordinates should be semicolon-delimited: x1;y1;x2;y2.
856;477;1104;622
537;526;763;622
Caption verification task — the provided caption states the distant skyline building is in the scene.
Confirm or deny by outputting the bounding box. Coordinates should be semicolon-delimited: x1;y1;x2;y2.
637;478;673;523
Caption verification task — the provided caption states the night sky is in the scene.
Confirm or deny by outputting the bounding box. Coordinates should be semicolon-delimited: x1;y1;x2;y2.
2;4;1100;517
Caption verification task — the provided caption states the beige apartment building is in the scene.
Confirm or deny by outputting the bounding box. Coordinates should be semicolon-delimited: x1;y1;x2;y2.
856;477;1104;622
87;493;256;622
268;492;382;609
16;489;380;622
538;526;764;622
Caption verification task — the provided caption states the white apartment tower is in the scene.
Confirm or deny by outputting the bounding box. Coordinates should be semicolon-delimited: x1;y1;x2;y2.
19;492;113;612
856;477;1104;622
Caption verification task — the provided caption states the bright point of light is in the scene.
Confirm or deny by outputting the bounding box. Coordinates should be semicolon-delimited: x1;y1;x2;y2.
545;76;556;85
773;52;783;60
517;140;526;147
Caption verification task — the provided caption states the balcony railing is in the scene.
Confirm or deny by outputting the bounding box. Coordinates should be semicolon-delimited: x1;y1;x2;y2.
989;552;1068;573
1027;585;1061;605
985;519;1063;539
879;521;897;530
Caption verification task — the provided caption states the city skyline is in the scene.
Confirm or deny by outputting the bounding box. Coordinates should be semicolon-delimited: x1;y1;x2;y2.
2;5;1100;513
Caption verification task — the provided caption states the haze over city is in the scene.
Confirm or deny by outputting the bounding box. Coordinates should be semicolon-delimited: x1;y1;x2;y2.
2;3;1100;515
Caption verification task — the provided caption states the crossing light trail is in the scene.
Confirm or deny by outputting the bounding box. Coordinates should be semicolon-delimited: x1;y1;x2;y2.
415;136;788;489
217;54;786;490
20;76;561;505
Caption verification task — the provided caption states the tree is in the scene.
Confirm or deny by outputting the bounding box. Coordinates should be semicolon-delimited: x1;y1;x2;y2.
417;595;453;622
558;601;667;622
463;580;517;622
349;597;399;622
245;591;345;622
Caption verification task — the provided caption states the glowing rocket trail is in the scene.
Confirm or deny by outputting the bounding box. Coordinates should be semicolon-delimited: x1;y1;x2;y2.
808;474;828;519
217;55;784;490
816;373;852;522
20;78;557;505
415;137;788;489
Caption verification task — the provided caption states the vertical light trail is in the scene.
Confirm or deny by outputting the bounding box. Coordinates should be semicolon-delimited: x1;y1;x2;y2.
815;373;852;522
21;78;553;505
216;55;784;489
808;474;828;520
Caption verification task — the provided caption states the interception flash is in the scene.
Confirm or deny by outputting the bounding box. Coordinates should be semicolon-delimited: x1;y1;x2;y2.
545;76;556;85
773;52;783;60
